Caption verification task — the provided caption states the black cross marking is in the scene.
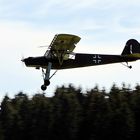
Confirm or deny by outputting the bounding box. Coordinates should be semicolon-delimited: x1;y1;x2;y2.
93;55;102;64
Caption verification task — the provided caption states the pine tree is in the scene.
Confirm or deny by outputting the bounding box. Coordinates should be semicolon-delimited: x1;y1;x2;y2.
109;85;135;140
0;95;16;140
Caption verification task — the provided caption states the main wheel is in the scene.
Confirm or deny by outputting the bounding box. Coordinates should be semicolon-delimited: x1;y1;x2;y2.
41;85;47;91
44;80;50;86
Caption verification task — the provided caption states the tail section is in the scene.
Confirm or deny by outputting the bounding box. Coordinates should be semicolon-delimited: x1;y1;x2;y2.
122;39;140;55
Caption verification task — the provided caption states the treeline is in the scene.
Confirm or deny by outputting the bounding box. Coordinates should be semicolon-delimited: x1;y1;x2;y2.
0;84;140;140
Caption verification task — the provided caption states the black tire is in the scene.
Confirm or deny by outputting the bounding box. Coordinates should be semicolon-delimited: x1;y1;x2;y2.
44;80;50;86
41;85;47;91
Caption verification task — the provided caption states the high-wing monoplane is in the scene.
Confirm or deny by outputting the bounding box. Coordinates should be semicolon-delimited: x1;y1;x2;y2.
22;34;140;91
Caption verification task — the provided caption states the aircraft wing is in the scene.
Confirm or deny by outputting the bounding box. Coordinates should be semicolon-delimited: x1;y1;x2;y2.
45;34;81;64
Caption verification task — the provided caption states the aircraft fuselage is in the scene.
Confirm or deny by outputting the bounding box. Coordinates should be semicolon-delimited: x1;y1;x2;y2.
23;53;137;70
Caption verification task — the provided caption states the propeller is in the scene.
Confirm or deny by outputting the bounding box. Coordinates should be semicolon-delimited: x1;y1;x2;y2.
21;55;25;62
38;45;49;48
21;55;26;67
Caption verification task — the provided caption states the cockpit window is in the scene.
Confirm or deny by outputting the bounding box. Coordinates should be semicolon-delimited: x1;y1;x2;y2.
69;53;76;59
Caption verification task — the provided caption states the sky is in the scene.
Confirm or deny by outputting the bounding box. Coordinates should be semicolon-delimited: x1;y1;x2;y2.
0;0;140;98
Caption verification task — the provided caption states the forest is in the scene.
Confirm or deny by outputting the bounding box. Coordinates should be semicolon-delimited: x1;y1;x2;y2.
0;83;140;140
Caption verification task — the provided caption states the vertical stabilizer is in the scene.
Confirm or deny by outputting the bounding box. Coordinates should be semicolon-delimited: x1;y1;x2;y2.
122;39;140;55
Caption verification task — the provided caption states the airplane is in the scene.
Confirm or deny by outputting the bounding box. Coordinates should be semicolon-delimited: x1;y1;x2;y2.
21;34;140;91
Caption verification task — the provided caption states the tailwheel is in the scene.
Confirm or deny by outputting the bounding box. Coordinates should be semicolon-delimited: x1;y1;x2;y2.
128;65;132;69
121;62;132;69
41;85;47;91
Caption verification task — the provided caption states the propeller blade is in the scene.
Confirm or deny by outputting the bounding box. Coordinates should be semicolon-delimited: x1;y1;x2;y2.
38;45;49;48
21;59;25;62
21;55;25;62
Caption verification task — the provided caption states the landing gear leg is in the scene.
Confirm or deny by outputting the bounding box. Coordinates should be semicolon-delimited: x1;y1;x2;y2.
41;62;52;91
